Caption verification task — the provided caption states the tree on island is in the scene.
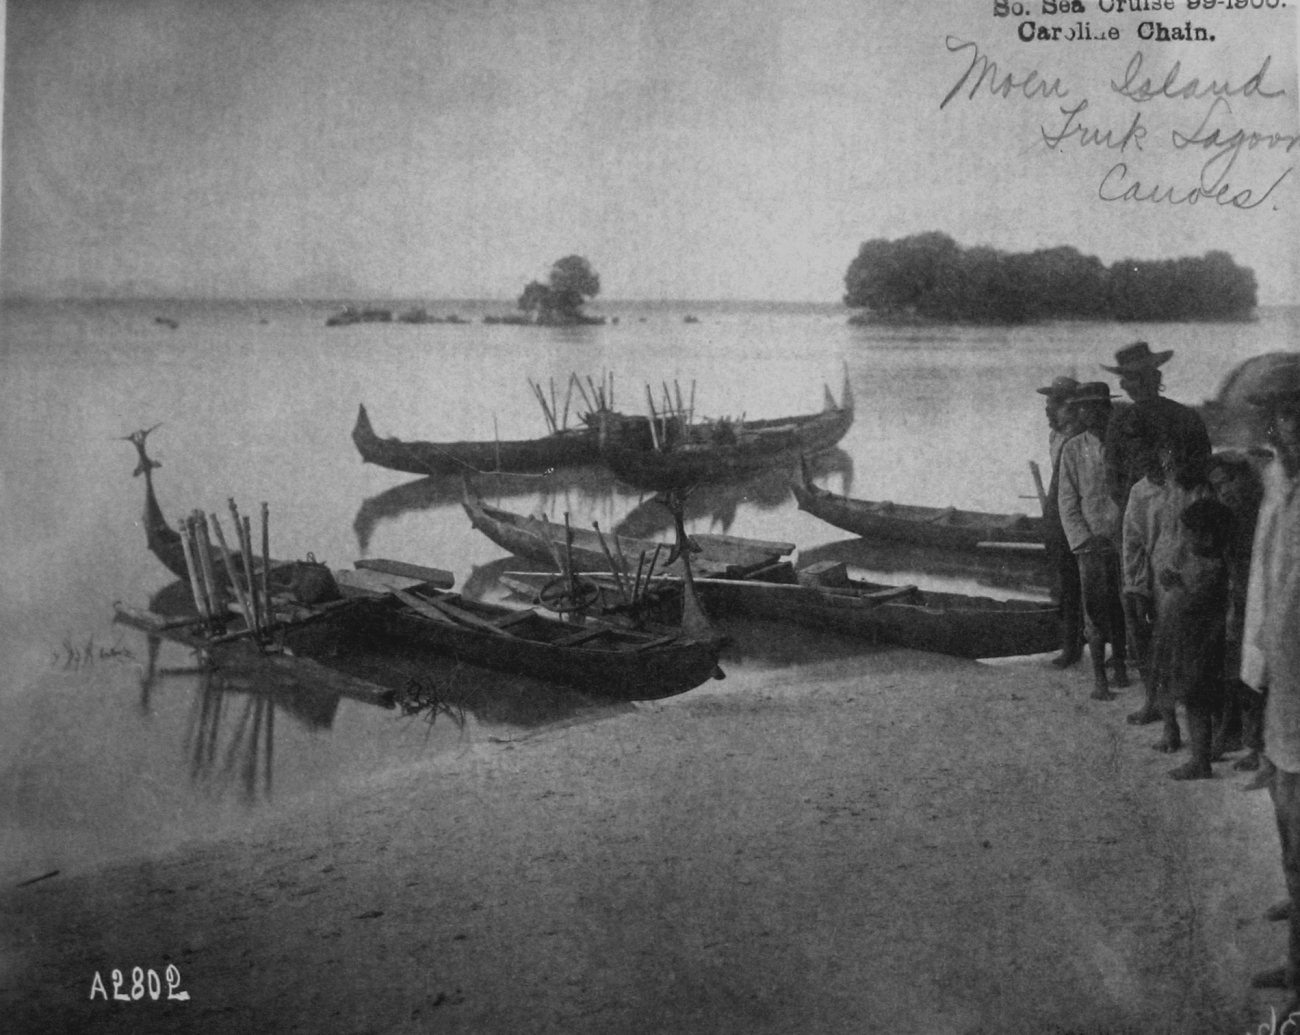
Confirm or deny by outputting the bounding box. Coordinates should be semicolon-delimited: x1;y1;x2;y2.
843;233;1257;324
517;255;603;325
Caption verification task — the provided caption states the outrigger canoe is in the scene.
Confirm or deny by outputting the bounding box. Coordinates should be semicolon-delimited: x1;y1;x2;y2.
596;373;855;491
506;559;1060;661
792;463;1044;553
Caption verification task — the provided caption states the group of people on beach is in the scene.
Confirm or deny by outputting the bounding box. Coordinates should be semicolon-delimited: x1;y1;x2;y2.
1038;341;1300;1013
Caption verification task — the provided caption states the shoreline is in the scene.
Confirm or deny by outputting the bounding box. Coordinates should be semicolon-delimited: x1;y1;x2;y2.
2;638;1290;1034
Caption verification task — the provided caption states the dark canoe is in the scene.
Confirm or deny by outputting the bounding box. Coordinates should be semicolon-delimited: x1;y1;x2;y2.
463;495;794;579
344;578;724;701
792;470;1044;553
596;374;855;490
352;403;606;476
513;558;1059;660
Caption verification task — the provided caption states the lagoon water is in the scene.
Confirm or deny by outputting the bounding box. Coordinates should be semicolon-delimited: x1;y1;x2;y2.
2;297;1296;884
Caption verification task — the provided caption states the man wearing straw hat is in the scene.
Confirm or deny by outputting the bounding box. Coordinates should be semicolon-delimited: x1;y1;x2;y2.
1103;341;1211;512
1058;381;1130;699
1037;375;1084;667
1239;356;1300;1016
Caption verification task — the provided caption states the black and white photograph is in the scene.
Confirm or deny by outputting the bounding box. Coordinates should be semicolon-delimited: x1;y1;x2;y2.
2;0;1299;1031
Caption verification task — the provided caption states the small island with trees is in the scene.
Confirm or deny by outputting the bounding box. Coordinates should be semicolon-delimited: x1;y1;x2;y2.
486;254;605;326
843;233;1258;325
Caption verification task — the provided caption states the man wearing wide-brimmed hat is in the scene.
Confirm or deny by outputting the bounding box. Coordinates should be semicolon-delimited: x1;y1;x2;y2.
1037;375;1084;667
1058;381;1130;698
1102;341;1211;510
1239;355;1300;1018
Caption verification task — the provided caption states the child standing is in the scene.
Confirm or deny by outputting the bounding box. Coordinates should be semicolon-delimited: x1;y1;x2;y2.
1152;496;1236;780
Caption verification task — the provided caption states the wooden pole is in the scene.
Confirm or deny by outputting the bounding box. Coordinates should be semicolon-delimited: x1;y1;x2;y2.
689;380;696;424
549;378;558;433
586;375;601;413
209;513;258;639
592;521;630;604
194;511;224;618
1029;461;1048;516
228;500;258;634
631;550;648;605
241;515;261;636
260;502;272;630
642;543;663;602
178;518;210;620
609;371;614;410
645;386;661;451
572;373;593;413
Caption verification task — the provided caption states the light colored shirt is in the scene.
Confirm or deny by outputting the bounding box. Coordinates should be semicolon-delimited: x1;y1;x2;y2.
1058;430;1121;553
1242;459;1300;771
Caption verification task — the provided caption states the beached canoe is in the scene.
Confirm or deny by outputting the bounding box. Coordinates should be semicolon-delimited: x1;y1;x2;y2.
352;403;608;476
343;577;724;701
792;465;1044;553
596;373;855;490
463;494;794;579
506;557;1059;660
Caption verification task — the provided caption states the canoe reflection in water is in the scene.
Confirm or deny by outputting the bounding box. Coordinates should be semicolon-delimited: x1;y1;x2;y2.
351;447;853;553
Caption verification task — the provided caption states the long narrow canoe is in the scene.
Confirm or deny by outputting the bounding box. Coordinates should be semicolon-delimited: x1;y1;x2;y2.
464;494;794;579
506;558;1059;660
597;373;855;490
352;403;608;476
344;576;724;701
792;466;1044;553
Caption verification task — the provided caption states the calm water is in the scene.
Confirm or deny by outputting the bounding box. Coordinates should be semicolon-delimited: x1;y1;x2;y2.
2;297;1296;882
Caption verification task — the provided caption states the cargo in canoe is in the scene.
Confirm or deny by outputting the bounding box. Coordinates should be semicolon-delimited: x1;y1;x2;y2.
596;373;854;491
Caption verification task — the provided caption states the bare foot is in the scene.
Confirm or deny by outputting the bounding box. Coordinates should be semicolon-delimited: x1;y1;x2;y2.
1168;761;1212;780
1127;708;1160;726
1152;738;1182;753
1091;689;1117;702
1112;667;1131;689
1234;751;1262;772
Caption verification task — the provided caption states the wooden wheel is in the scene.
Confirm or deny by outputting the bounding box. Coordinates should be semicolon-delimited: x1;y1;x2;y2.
537;576;600;614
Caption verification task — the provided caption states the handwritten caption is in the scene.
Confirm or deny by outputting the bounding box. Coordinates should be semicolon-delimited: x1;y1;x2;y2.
89;965;190;1002
941;5;1297;211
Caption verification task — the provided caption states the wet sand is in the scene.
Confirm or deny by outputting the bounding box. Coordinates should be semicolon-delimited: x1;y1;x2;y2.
1;632;1291;1035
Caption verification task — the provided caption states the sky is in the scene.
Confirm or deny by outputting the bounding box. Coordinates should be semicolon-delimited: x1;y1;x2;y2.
1;0;1297;303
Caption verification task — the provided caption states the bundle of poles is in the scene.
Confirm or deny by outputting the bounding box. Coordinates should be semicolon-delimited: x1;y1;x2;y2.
527;371;617;434
175;499;274;646
643;379;695;452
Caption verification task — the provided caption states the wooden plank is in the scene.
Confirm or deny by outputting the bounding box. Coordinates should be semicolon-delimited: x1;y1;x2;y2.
392;589;517;637
692;532;795;557
336;567;428;596
355;558;455;589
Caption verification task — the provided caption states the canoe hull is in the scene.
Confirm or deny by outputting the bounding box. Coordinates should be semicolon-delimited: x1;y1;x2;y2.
347;597;724;701
792;480;1044;552
352;403;602;476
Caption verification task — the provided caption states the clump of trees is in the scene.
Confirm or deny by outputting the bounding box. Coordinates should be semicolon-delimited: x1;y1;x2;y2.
843;233;1257;324
518;255;604;325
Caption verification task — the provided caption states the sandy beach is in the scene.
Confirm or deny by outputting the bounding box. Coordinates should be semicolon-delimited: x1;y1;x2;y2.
1;625;1292;1035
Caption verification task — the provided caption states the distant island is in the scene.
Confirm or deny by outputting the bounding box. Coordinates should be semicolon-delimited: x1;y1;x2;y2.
843;233;1258;325
509;255;605;326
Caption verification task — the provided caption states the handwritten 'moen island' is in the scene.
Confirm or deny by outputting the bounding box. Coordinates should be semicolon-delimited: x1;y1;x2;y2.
941;26;1298;211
